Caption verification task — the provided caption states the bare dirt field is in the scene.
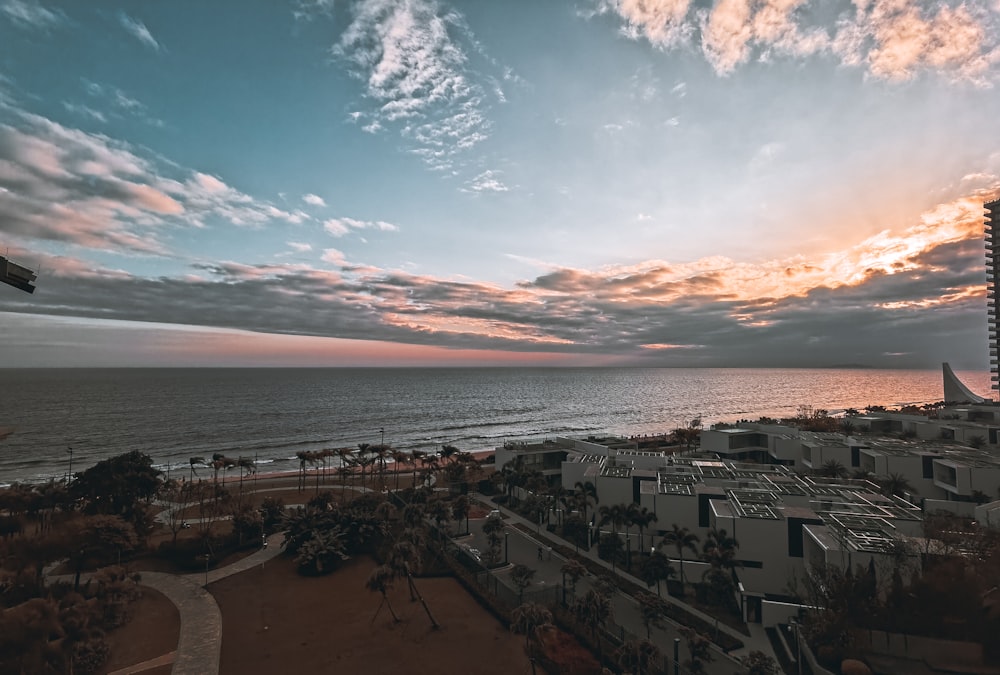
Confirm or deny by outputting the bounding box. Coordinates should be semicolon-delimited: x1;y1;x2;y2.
209;554;534;675
103;586;179;675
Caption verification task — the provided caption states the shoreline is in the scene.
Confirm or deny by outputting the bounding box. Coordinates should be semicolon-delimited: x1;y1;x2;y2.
169;448;497;487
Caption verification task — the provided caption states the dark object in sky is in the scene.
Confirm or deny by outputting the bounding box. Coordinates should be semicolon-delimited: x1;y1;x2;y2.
0;255;37;293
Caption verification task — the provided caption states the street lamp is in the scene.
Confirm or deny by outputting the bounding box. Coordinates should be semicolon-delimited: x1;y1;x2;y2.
504;530;510;564
66;447;74;483
673;637;680;675
380;427;385;448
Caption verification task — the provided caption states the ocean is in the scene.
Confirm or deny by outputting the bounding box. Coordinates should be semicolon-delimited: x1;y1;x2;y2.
0;367;991;486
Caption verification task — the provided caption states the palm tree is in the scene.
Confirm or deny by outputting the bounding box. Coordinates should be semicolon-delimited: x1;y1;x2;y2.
439;444;459;466
511;564;536;602
572;589;613;656
188;456;206;483
819;459;847;479
510;602;553;675
702;527;739;568
388;538;439;629
630;504;658;557
237;456;255;501
661;524;699;592
617;638;661;675
211;453;227;485
561;559;587;597
391;450;409;491
295;451;309;492
879;472;912;498
336;466;352;498
639;550;676;597
574;480;598;523
410;450;425;488
482;513;505;565
451;494;470;535
636;591;669;638
599;504;628;570
356;443;371;489
372;444;390;491
366;564;401;623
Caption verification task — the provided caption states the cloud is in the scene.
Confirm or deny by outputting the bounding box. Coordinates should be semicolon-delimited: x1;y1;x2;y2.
592;0;1000;82
323;216;400;237
1;185;992;367
80;80;163;127
288;241;313;252
598;0;695;48
119;12;162;51
0;0;62;30
330;0;499;171
292;0;336;21
851;1;996;83
62;102;107;124
321;248;348;265
462;169;509;193
302;193;327;207
0;107;307;253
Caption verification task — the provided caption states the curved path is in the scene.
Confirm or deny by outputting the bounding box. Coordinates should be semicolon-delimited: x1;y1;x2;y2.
159;531;285;675
53;531;286;675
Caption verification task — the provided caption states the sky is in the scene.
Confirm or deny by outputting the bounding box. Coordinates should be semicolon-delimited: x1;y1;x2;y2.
1;0;999;368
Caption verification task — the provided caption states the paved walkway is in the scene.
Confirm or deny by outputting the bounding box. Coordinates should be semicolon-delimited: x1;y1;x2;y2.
52;531;287;675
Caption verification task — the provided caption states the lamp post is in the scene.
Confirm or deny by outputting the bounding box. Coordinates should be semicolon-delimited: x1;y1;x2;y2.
66;447;74;483
673;637;680;675
504;530;510;565
380;427;385;448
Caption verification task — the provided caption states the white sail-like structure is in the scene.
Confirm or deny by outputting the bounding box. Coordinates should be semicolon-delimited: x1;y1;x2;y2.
943;362;986;404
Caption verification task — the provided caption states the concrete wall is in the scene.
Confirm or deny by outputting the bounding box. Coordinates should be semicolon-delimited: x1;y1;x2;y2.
975;500;1000;529
924;499;977;517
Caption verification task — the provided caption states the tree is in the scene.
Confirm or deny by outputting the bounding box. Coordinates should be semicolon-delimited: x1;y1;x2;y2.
510;603;552;675
661;524;699;591
451;494;471;535
680;627;714;675
640;550;676;597
511;563;536;601
573;481;598;523
188;456;206;482
356;443;371;490
65;515;139;590
391;450;409;491
636;591;670;639
572;589;613;655
562;515;589;552
879;472;912;498
366;564;401;624
482;513;505;565
69;451;162;530
617;639;661;675
561;559;586;596
702;528;739;569
160;480;195;547
818;459;847;479
598;532;625;569
630;504;658;558
294;526;349;575
741;650;779;675
599;503;627;570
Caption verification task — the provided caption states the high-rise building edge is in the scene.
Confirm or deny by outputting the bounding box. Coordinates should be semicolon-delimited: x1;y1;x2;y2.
987;199;1000;394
